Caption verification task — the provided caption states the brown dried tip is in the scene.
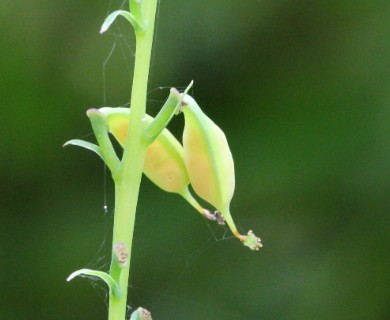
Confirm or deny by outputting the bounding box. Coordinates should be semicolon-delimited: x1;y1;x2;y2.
114;242;129;268
130;307;152;320
140;308;152;320
202;209;225;225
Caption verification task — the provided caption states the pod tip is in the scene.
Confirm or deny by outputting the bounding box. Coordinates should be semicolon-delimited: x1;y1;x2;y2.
202;209;225;225
241;230;262;251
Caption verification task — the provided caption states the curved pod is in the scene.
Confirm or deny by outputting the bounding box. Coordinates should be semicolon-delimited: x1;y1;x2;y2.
100;107;189;194
99;107;221;222
181;96;262;250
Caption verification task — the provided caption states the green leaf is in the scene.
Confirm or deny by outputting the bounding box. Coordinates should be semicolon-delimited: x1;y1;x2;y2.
63;139;103;160
100;10;143;34
67;268;121;298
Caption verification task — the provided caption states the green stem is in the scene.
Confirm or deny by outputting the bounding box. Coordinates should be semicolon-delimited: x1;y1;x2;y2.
108;1;158;319
86;109;120;178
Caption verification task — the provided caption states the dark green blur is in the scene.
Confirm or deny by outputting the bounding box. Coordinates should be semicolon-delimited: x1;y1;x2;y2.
1;0;389;319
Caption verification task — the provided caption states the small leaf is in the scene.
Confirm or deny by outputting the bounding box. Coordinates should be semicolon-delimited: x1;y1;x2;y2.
100;10;142;34
63;139;103;160
67;268;121;297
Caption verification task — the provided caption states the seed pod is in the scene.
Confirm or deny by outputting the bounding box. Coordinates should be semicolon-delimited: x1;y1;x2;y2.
101;107;188;193
99;107;222;223
181;95;262;250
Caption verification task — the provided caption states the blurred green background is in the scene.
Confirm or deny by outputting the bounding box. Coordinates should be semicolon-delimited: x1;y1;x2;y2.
1;0;389;319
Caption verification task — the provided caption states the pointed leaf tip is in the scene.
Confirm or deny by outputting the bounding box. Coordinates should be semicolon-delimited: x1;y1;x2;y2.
63;139;103;159
100;10;142;34
100;10;123;34
67;268;121;297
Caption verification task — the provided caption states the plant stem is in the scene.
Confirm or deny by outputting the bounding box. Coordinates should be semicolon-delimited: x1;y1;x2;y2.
108;1;158;319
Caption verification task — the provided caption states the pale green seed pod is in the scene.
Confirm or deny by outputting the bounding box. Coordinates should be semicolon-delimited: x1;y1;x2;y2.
181;95;262;250
101;107;188;193
98;107;222;223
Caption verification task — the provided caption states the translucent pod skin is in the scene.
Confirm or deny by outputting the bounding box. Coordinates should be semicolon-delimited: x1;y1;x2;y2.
99;107;190;193
181;97;235;210
101;107;189;193
181;95;262;250
98;107;221;223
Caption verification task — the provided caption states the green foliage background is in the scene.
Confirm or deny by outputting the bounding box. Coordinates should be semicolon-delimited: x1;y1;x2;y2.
1;1;389;319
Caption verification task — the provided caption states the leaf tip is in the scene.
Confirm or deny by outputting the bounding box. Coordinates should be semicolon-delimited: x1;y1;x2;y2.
66;271;78;282
100;25;108;34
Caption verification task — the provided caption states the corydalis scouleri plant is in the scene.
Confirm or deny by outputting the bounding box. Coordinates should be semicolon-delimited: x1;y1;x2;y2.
65;0;261;319
98;100;225;225
99;97;262;250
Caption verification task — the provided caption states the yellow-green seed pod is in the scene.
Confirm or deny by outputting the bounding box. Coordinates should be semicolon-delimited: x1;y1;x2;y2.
98;107;221;223
101;107;188;193
181;95;262;250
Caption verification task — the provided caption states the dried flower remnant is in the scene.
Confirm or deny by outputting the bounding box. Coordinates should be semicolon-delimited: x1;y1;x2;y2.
130;307;152;320
114;242;129;268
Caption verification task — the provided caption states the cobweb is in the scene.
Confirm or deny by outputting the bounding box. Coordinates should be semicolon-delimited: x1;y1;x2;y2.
77;0;242;318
